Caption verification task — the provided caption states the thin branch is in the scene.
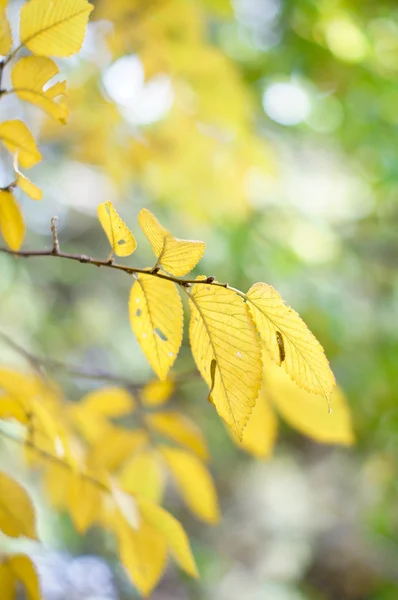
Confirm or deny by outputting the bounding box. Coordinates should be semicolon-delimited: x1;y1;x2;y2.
0;331;199;391
0;246;229;289
0;426;109;492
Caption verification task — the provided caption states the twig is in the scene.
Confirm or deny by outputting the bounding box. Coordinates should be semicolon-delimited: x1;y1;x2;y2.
0;246;229;289
0;426;109;492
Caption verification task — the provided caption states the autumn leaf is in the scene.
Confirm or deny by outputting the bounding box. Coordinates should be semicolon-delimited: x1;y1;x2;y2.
246;282;336;406
0;472;38;539
0;554;42;600
137;497;199;578
0;120;42;168
236;385;278;459
86;427;149;470
79;386;135;417
98;201;137;257
11;56;69;124
13;154;42;201
0;191;25;250
0;5;11;55
129;274;183;380
161;446;219;524
20;0;94;57
146;412;210;461
119;449;165;503
265;358;354;446
116;511;167;597
140;378;174;407
138;208;206;276
67;471;103;533
188;282;262;438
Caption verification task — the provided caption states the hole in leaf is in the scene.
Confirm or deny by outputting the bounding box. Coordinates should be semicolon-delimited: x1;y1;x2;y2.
136;309;142;317
117;239;126;245
154;328;168;342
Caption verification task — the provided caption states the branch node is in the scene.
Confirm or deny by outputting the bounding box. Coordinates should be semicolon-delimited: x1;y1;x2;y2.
206;276;216;283
50;217;60;255
79;255;91;263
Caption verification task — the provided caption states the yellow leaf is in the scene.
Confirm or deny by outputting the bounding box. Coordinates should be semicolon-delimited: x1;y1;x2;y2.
129;274;183;380
138;208;206;276
265;359;354;445
137;497;198;578
140;378;174;407
16;171;42;201
20;0;94;57
11;56;69;124
112;484;140;531
120;449;165;503
0;120;41;168
79;386;135;417
146;412;209;461
246;282;336;406
0;394;28;423
0;472;38;539
0;191;25;250
0;561;13;600
67;472;103;533
188;282;262;438
9;555;42;600
98;201;137;257
87;427;149;471
161;446;219;524
236;387;278;459
116;512;167;597
0;6;11;55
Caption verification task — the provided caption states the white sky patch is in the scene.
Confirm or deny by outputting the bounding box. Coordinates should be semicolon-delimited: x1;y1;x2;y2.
102;55;174;126
263;82;311;126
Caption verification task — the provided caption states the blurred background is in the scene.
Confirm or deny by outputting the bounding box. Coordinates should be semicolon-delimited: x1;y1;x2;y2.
1;0;398;598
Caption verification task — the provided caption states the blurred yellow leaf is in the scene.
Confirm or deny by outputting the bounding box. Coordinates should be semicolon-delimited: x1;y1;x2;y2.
140;378;174;407
98;201;137;257
246;283;336;406
0;120;41;168
87;427;149;471
146;412;209;461
116;512;167;597
137;497;199;578
0;191;25;250
67;471;103;533
161;446;219;524
7;555;42;600
189;282;262;438
79;386;135;418
0;394;28;423
20;0;94;57
120;448;165;503
237;386;278;459
0;561;14;600
0;6;11;55
266;360;354;446
138;208;205;276
15;172;42;201
129;274;183;380
0;472;38;539
0;554;42;600
11;56;69;124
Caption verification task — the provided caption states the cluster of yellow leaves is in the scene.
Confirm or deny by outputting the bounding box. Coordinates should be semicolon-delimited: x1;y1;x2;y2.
0;471;41;599
0;368;221;596
0;0;93;251
98;202;341;443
